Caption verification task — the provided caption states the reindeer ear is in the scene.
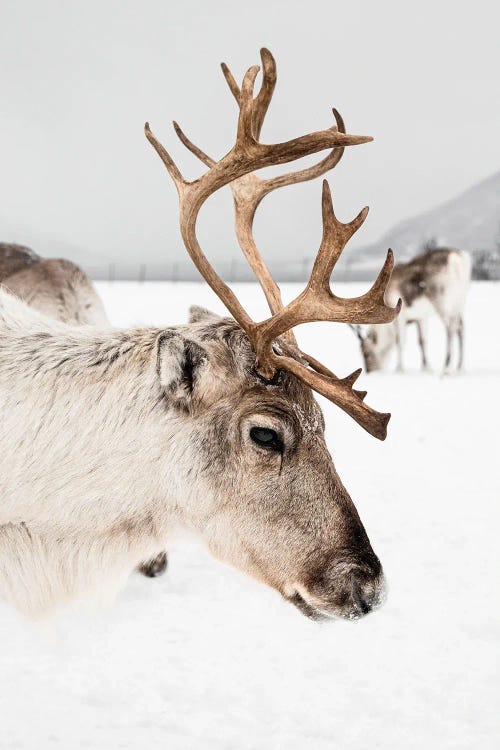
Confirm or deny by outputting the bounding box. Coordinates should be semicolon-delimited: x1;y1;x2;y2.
348;324;365;343
188;305;222;324
155;330;207;404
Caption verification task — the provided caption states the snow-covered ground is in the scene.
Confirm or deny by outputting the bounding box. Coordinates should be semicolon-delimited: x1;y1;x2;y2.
1;281;499;750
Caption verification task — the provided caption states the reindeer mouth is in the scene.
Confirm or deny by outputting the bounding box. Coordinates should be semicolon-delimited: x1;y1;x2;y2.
287;591;332;621
286;574;386;622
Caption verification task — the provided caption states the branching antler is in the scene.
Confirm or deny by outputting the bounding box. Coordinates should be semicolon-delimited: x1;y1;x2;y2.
249;182;400;373
173;49;347;325
146;48;400;440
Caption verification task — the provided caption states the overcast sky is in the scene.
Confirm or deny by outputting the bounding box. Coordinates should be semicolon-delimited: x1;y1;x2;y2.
1;0;498;278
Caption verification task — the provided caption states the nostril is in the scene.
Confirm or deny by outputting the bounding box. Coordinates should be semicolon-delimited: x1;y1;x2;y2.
351;578;374;615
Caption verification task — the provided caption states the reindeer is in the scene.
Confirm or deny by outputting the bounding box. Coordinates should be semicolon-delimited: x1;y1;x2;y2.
0;242;168;578
0;243;108;326
0;49;400;621
351;247;471;374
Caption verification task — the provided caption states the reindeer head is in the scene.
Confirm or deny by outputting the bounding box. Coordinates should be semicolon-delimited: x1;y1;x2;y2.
147;49;400;620
350;324;397;372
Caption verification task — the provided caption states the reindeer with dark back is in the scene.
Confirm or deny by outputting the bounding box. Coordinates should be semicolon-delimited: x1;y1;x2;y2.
351;247;470;374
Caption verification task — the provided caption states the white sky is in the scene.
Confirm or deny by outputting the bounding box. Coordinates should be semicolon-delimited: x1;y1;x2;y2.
0;0;498;276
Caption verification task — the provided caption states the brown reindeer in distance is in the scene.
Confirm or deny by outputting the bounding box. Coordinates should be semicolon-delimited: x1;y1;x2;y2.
0;242;168;578
0;243;108;326
0;49;400;620
351;247;471;374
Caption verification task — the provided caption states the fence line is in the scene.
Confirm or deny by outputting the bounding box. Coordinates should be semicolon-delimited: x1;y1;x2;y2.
86;250;500;283
85;256;372;283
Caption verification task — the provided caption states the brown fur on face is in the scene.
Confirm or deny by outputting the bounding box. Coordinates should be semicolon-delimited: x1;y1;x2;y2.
160;308;385;620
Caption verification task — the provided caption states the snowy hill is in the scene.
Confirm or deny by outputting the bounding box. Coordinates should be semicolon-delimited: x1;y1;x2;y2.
3;170;499;282
350;170;500;278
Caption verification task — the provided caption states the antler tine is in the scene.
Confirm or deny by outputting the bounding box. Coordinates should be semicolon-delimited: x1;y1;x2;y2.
364;248;400;306
299;352;365;401
307;181;369;293
252;48;277;138
237;65;262;143
220;62;240;101
173;121;215;168
144;122;186;196
221;47;277;140
276;354;391;440
249;180;400;373
265;109;346;193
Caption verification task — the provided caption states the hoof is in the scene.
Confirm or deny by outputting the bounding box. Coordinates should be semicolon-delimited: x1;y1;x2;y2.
138;551;168;578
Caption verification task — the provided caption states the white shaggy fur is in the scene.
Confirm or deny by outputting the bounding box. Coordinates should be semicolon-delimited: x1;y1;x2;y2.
0;290;385;623
0;290;199;616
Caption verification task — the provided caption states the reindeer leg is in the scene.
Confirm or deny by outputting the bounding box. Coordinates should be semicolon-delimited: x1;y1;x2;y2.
138;551;168;578
416;320;430;371
443;321;453;376
395;319;405;372
457;316;465;372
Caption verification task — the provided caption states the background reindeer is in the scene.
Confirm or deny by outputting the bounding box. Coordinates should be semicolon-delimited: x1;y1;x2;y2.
0;243;108;326
351;247;471;374
0;242;167;578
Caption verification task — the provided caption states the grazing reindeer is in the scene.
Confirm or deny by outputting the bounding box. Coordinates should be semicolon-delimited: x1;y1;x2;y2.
0;243;108;326
0;49;400;620
351;247;471;374
0;242;168;578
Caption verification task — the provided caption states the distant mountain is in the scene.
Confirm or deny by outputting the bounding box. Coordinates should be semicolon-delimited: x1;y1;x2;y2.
348;170;500;279
3;171;498;282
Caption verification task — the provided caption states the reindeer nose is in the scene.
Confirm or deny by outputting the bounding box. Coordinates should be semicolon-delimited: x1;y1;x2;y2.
298;551;385;620
351;576;376;615
348;557;385;617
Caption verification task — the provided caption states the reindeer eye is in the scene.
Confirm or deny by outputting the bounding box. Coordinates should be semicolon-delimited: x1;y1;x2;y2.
250;427;283;452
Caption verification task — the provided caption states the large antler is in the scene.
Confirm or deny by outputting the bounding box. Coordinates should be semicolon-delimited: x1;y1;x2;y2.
173;49;346;325
146;49;400;440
